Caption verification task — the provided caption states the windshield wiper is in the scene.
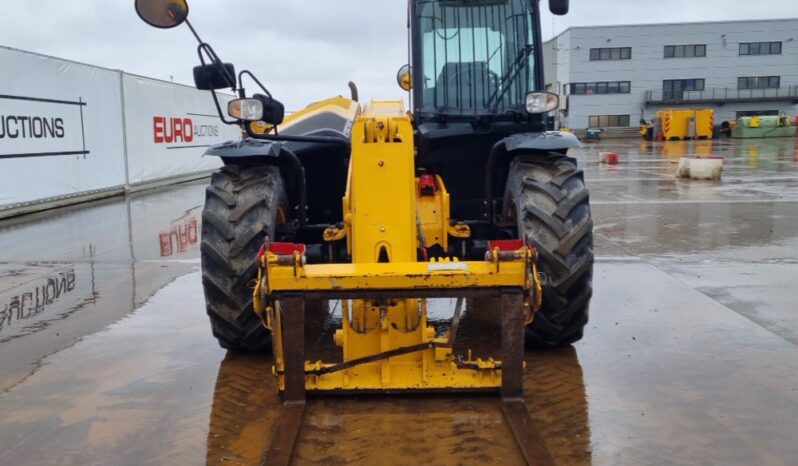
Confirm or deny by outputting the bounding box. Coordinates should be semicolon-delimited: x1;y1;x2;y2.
487;45;534;112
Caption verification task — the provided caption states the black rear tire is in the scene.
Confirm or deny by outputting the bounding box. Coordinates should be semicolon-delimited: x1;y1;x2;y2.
201;164;286;352
504;153;594;346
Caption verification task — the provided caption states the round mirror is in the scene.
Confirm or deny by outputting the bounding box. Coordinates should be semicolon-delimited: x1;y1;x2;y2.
549;0;569;16
397;64;413;92
135;0;189;29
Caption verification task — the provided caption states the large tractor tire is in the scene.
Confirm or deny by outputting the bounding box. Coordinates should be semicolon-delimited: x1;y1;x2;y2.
201;164;286;352
505;153;593;346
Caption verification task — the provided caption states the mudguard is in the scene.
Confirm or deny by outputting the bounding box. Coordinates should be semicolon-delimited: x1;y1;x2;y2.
202;130;349;161
503;131;582;152
204;138;281;158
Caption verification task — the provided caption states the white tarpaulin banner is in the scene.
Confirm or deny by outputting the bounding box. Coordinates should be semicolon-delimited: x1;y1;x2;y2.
0;46;244;213
123;74;237;185
0;46;127;207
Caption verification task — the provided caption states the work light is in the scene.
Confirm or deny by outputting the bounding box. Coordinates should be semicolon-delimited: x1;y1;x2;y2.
525;92;559;114
228;98;264;121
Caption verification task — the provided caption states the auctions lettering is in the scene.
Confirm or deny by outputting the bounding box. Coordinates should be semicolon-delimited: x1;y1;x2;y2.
0;115;65;139
0;271;76;333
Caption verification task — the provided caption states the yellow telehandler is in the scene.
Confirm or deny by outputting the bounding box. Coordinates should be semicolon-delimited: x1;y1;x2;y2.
136;1;591;463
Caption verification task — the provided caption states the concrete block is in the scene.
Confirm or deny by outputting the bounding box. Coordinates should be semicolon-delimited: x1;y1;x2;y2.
676;157;723;180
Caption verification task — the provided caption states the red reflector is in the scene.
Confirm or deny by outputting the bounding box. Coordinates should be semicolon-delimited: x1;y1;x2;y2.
268;242;307;255
488;240;525;252
419;174;437;196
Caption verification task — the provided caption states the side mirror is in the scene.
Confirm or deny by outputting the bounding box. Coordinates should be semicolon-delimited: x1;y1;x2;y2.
193;63;236;90
135;0;189;29
549;0;569;15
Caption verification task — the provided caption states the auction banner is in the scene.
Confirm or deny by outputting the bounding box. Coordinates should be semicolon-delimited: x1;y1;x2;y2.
0;46;127;207
122;74;238;185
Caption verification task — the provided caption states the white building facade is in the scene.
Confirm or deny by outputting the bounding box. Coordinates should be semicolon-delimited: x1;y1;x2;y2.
543;19;798;129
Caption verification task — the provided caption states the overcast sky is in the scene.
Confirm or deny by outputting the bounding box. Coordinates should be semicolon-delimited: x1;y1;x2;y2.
1;1;797;111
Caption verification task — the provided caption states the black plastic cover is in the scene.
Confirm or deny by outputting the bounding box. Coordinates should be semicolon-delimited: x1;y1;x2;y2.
193;63;236;90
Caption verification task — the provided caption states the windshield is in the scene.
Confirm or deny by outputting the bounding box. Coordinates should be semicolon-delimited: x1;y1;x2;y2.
416;0;537;117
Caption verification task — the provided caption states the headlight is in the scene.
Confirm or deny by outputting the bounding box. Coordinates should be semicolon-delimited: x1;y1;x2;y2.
525;92;559;114
228;98;264;121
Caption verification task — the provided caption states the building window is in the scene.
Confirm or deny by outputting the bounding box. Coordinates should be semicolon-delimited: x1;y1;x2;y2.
588;115;630;128
664;44;706;58
663;79;705;92
738;76;780;89
739;41;782;55
663;79;705;99
570;81;631;95
589;47;632;61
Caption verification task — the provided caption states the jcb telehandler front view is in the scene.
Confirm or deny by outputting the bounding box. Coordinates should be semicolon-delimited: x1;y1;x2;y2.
136;0;591;463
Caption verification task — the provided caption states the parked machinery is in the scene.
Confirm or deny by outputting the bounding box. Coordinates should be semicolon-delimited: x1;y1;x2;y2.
732;114;797;139
135;0;590;462
647;109;714;141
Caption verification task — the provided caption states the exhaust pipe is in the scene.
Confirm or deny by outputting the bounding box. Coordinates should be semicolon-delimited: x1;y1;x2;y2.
348;81;359;102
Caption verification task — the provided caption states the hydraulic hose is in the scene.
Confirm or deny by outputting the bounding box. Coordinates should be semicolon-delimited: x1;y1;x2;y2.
484;140;507;227
278;147;308;229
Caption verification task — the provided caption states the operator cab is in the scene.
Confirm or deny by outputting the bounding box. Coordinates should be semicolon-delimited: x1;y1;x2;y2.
407;0;567;215
409;0;565;125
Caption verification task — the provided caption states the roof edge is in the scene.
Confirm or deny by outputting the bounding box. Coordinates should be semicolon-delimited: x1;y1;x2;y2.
546;17;798;42
0;43;199;91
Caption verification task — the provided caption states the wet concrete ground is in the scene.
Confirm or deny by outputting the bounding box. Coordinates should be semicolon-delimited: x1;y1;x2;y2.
0;137;797;465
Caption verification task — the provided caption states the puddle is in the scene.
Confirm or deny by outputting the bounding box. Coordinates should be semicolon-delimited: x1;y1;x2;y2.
1;139;797;465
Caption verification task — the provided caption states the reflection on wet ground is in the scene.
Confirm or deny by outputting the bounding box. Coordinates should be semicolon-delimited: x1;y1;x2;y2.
0;137;797;465
0;184;205;391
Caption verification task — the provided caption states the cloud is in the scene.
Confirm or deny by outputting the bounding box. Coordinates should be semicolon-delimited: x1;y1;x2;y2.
0;0;409;110
1;0;796;111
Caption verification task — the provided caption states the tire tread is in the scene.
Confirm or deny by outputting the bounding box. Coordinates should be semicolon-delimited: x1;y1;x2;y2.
506;153;594;346
201;164;285;352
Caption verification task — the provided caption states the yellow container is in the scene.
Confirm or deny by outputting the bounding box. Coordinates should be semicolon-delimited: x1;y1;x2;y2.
695;109;715;139
656;109;714;140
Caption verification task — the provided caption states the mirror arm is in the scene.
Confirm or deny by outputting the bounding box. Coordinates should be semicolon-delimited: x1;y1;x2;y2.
209;89;241;126
197;43;238;92
238;70;273;100
183;18;204;46
238;70;279;134
181;16;236;93
194;43;241;126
